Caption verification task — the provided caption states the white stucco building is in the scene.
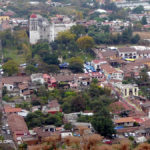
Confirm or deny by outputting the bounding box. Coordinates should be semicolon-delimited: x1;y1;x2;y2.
31;73;45;84
29;14;76;44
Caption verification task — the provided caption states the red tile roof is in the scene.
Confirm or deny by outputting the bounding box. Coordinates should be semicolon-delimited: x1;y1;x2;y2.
89;72;103;78
2;76;30;85
33;127;51;137
43;74;50;79
8;113;29;134
101;64;117;74
110;101;130;114
4;105;22;113
114;117;135;124
30;14;37;18
92;59;106;64
118;47;136;53
18;83;28;90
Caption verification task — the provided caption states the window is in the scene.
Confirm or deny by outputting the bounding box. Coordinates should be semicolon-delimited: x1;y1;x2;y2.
125;89;127;96
135;88;137;94
45;129;48;132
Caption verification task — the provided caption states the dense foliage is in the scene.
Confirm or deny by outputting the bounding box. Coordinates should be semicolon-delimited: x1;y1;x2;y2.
25;111;63;128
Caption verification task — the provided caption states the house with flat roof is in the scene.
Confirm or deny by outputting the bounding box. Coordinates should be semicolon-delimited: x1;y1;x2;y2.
118;47;137;59
114;83;139;98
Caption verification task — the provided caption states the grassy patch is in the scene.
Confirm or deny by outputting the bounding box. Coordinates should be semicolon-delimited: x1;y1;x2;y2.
3;48;26;64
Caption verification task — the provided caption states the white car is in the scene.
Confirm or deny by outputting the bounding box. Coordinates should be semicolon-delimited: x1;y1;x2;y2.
124;133;128;137
5;140;12;143
7;130;10;135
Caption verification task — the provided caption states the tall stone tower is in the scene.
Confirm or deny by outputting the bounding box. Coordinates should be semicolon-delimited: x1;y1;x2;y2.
29;14;40;44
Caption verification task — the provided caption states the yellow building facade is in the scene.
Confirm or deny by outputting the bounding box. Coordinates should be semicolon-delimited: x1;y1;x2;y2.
0;16;9;22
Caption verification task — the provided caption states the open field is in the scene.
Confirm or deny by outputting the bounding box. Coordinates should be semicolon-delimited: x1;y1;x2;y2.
3;48;26;64
133;32;150;39
113;31;150;40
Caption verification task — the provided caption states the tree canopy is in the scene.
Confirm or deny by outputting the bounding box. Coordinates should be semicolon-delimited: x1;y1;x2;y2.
76;35;94;50
92;107;116;137
68;57;84;73
3;60;18;76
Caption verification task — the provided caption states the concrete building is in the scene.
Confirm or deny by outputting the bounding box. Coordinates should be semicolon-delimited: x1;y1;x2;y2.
115;1;150;10
31;73;45;84
0;16;9;22
100;63;124;81
117;47;137;59
115;83;139;98
29;14;76;44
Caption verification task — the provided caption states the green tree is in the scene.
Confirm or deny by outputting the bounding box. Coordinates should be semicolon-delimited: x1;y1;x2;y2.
68;57;84;73
3;60;18;76
101;25;110;33
141;16;147;25
42;53;59;65
139;67;149;82
77;115;92;122
18;143;27;150
133;22;142;31
25;111;63;128
131;34;140;44
16;101;31;110
76;35;94;50
70;25;86;38
32;42;50;56
91;108;116;137
0;136;4;142
64;123;73;130
132;5;144;14
57;31;76;45
48;64;60;73
71;95;86;112
25;64;38;74
121;26;133;43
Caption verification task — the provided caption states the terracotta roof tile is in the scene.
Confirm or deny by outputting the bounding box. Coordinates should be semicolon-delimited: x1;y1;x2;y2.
8;113;28;133
4;105;22;113
2;76;30;85
118;47;136;53
114;117;135;124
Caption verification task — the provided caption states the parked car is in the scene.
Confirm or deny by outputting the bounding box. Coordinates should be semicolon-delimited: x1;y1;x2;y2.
112;134;119;138
129;132;135;137
103;139;112;145
124;133;128;137
73;133;80;137
2;126;5;130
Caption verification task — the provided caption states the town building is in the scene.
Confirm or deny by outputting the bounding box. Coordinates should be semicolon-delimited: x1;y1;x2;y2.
0;16;9;22
7;113;29;144
117;47;137;59
31;73;45;84
29;14;75;44
100;63;124;81
114;117;135;127
115;83;139;98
